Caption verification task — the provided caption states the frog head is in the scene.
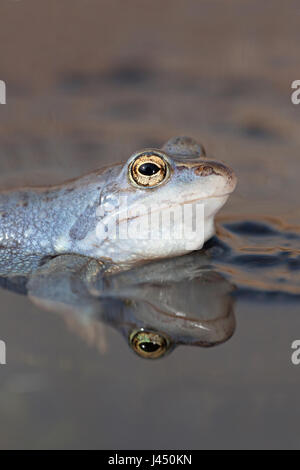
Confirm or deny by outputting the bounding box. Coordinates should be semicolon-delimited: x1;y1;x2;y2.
94;136;237;265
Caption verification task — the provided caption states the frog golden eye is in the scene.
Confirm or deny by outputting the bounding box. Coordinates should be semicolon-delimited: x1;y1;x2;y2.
129;329;170;359
129;152;169;188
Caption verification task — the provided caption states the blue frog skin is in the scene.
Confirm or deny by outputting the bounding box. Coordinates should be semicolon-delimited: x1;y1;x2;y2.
0;136;237;276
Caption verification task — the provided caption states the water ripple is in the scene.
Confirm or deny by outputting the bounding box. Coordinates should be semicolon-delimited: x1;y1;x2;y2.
206;217;300;301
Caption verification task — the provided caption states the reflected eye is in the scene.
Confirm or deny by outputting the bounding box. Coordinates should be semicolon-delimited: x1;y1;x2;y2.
129;152;169;187
129;329;170;359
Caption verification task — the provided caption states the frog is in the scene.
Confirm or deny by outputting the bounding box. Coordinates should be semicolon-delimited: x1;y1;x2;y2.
0;136;237;276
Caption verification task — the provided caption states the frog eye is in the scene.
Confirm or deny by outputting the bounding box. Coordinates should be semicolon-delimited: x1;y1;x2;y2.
129;329;170;359
129;152;169;187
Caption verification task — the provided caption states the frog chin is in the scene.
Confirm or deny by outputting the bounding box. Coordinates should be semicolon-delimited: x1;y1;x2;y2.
77;192;229;264
101;195;226;263
203;193;229;218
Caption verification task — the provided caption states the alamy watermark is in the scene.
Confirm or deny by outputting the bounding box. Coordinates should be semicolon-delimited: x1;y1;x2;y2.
291;340;300;365
0;80;6;104
0;340;6;365
95;195;205;250
291;80;300;105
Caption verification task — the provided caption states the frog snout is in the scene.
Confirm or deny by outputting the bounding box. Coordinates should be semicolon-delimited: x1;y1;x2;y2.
193;161;237;192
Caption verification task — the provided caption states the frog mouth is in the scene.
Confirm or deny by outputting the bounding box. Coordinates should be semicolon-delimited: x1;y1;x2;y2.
178;191;234;203
115;192;230;227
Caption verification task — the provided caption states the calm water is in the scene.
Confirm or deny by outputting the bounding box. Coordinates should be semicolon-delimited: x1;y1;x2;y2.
0;0;300;450
0;138;299;449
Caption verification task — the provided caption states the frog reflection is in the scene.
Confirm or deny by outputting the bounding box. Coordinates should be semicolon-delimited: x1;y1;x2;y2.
0;251;236;359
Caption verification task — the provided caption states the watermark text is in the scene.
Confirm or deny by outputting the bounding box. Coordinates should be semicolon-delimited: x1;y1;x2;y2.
291;80;300;105
0;80;6;104
291;340;300;365
0;340;6;365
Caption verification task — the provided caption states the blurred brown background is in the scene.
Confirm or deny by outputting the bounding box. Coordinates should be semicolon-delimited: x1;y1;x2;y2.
0;0;299;220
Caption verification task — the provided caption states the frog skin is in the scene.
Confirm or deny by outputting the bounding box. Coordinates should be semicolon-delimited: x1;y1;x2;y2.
0;136;237;276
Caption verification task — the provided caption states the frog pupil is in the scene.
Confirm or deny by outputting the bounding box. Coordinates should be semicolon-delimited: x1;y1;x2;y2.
139;341;160;353
138;163;160;176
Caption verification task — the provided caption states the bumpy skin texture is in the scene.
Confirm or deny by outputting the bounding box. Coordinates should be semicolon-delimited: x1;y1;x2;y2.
0;137;237;275
0;170;109;274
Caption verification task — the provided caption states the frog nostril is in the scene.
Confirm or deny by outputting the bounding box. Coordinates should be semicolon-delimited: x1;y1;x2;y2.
194;165;214;176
